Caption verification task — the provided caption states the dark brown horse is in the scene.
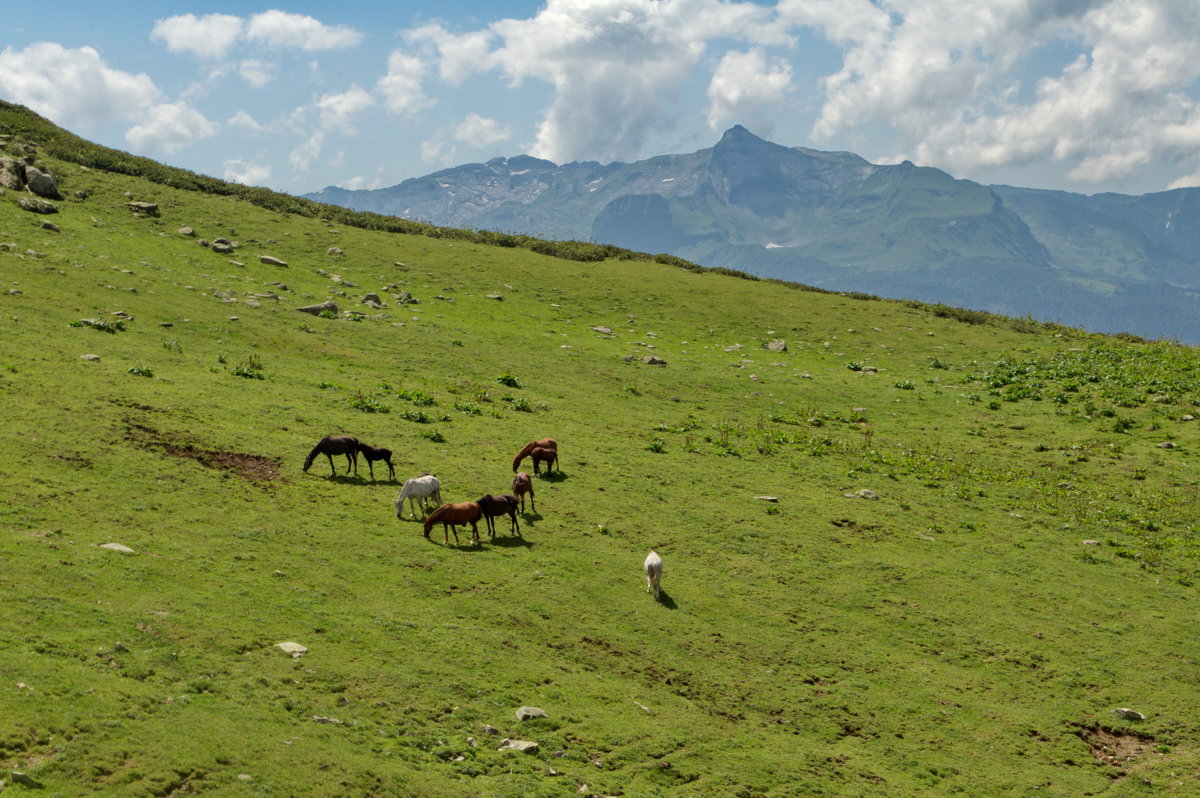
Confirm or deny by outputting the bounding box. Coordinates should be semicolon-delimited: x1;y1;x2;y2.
303;434;358;477
423;502;483;545
356;442;395;481
477;494;521;538
511;471;535;512
529;446;558;475
512;438;557;472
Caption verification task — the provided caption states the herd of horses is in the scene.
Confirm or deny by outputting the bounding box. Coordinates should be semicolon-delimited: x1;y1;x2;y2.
303;433;663;597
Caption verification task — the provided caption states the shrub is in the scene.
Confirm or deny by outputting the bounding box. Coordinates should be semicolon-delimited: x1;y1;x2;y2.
350;392;390;413
496;373;521;388
127;364;153;377
70;317;125;334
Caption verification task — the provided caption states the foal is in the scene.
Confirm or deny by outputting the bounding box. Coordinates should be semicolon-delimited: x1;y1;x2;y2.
511;471;535;512
512;438;557;472
529;446;558;475
356;442;395;481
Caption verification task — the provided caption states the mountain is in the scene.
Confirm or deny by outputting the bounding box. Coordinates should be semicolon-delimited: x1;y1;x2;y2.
307;126;1200;343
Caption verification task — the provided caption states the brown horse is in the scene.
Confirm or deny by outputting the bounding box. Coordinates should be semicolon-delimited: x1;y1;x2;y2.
303;434;358;477
529;446;558;475
477;494;521;538
512;438;557;472
423;502;483;545
356;442;395;481
511;471;535;512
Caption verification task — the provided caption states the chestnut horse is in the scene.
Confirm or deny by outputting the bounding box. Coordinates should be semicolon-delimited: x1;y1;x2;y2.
477;494;521;538
356;442;395;481
423;501;483;545
303;434;357;477
511;472;535;512
529;446;558;475
512;438;557;472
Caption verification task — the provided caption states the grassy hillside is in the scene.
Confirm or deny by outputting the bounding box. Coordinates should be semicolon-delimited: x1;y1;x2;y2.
2;122;1200;797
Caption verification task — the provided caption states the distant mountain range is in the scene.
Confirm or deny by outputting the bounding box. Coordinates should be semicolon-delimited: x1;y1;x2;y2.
306;125;1200;343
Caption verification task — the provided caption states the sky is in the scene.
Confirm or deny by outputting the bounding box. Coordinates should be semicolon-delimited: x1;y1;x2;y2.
3;1;1200;197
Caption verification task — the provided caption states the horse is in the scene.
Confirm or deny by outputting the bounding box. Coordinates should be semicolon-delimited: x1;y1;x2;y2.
423;501;483;545
529;446;558;475
512;438;557;472
394;474;442;520
302;434;358;477
644;550;663;599
356;442;395;481
511;472;535;512
476;494;520;538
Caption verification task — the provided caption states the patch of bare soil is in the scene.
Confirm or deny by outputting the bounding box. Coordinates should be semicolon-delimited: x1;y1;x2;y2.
1075;723;1155;776
124;421;284;481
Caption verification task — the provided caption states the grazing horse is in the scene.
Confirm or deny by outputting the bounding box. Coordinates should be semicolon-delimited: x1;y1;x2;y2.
477;494;521;538
394;474;442;520
529;446;558;475
302;434;358;477
356;442;395;481
423;501;483;545
644;550;663;599
511;472;535;512
512;438;557;472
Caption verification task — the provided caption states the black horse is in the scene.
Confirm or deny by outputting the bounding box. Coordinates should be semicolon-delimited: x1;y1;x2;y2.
356;442;396;481
302;434;358;477
476;494;521;539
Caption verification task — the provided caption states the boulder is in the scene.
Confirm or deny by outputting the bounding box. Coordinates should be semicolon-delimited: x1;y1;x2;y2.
361;293;385;309
498;739;539;754
515;706;548;721
765;339;787;352
394;290;418;305
17;196;57;214
260;255;288;267
0;156;22;190
41;221;60;232
591;326;613;334
1112;708;1145;721
298;300;339;316
275;641;307;658
99;542;134;553
641;356;667;366
327;247;343;255
487;293;504;300
80;354;100;362
126;201;159;215
178;226;195;237
24;166;63;200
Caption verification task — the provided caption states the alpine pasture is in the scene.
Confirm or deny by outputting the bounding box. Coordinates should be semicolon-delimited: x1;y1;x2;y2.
2;108;1200;796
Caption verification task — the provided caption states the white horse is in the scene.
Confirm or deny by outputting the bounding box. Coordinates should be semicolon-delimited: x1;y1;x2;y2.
394;474;442;520
644;550;663;599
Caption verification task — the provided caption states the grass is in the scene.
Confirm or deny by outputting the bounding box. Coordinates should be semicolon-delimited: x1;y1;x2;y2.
2;119;1200;796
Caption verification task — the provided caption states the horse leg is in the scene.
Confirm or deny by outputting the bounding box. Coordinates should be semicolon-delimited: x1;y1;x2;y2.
387;459;395;481
367;459;375;481
326;452;336;477
510;509;519;535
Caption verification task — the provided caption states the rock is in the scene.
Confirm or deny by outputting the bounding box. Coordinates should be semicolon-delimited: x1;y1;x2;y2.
312;715;343;724
487;293;504;300
843;489;878;500
641;356;667;366
197;239;211;248
591;326;613;334
17;196;57;214
75;189;89;200
275;641;307;658
99;542;134;553
1082;540;1101;546
260;255;288;267
1112;708;1146;721
298;300;339;316
211;242;234;254
327;247;343;255
361;293;384;308
80;354;100;362
498;739;539;754
394;290;418;305
0;156;22;190
755;496;778;502
25;166;63;200
516;706;548;721
178;226;195;237
482;724;500;735
41;221;60;232
765;339;787;352
126;201;159;215
1158;441;1177;449
861;366;878;374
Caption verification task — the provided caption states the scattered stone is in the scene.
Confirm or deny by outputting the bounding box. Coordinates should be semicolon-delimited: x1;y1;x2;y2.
260;255;288;267
467;737;478;748
917;533;936;541
41;221;60;232
1083;540;1101;546
487;293;504;300
861;365;878;374
765;339;787;352
1112;708;1146;721
75;189;89;200
99;542;134;553
633;701;652;714
327;247;343;255
312;715;343;724
0;156;22;190
80;354;100;362
394;290;418;305
482;724;500;735
516;706;548;721
755;496;778;502
211;241;234;254
178;226;195;237
361;293;385;309
498;739;540;754
1158;441;1177;449
641;356;667;366
331;274;357;287
126;201;159;215
237;774;253;782
17;196;57;214
298;300;339;316
275;641;307;658
843;489;878;500
591;326;613;334
25;166;63;200
11;772;43;789
197;238;211;248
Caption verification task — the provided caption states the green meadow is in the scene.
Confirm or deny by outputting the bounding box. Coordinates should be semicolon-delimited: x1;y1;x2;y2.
2;111;1200;796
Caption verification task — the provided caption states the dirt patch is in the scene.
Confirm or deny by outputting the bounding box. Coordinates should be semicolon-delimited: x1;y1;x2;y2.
124;421;284;481
1075;723;1155;772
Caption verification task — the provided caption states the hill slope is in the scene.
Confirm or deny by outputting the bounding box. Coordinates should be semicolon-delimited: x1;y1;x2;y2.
4;111;1200;796
308;126;1200;344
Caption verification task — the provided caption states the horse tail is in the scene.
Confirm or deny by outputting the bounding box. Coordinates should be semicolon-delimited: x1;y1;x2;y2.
302;443;322;472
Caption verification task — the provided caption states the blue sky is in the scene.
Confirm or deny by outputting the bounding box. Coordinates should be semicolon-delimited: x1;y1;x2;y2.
4;1;1200;197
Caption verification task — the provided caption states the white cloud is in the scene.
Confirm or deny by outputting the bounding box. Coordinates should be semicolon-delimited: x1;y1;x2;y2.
125;101;218;154
706;47;792;130
151;13;244;60
228;110;267;132
376;51;433;115
290;130;325;171
454;113;512;148
405;23;494;85
246;10;362;52
238;59;275;87
0;42;159;127
420;135;452;165
223;158;271;185
316;85;374;128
